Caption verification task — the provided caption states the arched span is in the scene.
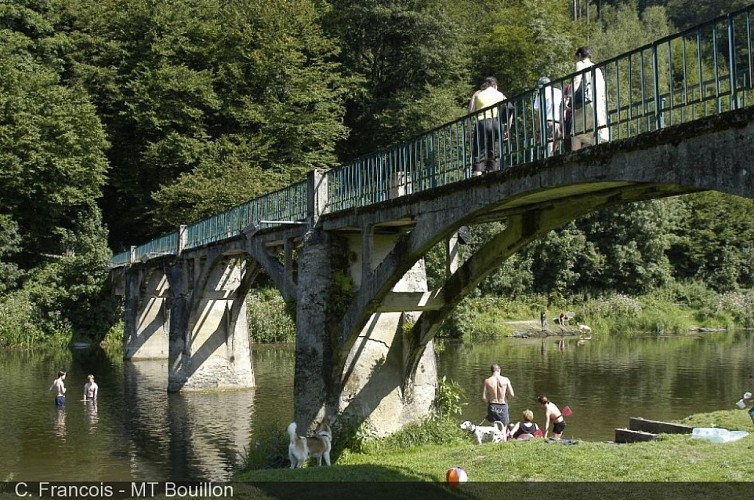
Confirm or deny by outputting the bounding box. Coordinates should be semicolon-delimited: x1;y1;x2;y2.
330;107;754;382
184;229;299;304
124;265;172;360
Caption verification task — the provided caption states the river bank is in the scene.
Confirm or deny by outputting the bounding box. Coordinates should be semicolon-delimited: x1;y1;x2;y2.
446;288;752;342
235;409;754;482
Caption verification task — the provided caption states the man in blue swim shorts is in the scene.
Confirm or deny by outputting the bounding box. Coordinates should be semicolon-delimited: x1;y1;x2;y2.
50;370;66;406
482;364;515;426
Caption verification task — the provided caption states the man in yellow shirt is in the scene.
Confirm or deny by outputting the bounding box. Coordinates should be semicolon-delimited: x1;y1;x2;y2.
468;77;513;174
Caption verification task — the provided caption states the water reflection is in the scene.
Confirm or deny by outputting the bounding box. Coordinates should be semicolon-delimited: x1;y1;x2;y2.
53;407;66;440
123;360;255;480
4;334;750;480
85;401;98;432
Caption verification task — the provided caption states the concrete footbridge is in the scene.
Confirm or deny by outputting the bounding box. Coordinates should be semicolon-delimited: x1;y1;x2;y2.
110;5;754;434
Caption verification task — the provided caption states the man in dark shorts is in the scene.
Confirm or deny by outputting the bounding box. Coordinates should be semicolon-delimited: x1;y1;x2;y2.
482;364;515;426
50;370;66;406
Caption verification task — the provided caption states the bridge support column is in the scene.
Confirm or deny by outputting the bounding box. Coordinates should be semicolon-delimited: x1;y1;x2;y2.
167;256;254;392
294;231;437;436
339;255;437;437
123;267;170;360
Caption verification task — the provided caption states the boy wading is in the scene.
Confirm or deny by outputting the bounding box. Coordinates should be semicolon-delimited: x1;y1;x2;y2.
482;364;515;426
50;371;66;406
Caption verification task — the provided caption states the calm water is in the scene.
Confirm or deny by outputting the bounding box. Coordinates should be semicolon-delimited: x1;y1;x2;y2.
1;332;752;481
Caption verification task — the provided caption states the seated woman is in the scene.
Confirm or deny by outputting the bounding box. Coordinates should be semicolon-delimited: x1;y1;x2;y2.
508;409;541;440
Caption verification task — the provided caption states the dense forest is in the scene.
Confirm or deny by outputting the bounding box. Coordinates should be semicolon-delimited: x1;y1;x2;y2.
2;0;754;346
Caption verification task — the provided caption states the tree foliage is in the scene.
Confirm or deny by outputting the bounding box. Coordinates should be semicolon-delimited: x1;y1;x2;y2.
324;0;471;158
0;0;109;267
66;0;348;241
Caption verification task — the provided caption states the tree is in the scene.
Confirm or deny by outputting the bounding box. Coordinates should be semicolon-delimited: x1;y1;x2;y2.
0;215;23;294
668;192;754;291
0;0;109;268
467;0;583;96
324;0;471;158
666;0;750;31
576;200;677;295
66;0;348;242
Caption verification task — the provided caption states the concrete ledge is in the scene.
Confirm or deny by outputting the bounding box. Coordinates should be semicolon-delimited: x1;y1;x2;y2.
615;428;657;443
629;417;693;434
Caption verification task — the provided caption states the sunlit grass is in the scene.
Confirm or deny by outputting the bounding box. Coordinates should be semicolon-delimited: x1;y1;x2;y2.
236;409;754;482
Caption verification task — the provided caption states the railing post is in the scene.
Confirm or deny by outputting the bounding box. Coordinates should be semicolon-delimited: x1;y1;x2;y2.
652;42;662;131
430;131;437;189
178;225;187;254
658;97;666;129
728;14;738;110
308;168;327;227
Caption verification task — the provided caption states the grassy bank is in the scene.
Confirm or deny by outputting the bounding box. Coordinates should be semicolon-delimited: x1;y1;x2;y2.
236;409;754;483
448;285;754;341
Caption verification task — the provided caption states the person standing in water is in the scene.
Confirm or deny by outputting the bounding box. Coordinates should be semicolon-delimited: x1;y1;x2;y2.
50;371;66;406
83;374;98;401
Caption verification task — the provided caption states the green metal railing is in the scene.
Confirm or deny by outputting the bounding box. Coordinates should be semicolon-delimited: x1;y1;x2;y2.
183;180;308;250
111;3;754;267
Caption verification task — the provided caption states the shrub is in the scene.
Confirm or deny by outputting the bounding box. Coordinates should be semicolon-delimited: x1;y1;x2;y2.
375;416;465;450
716;290;754;327
246;288;296;343
434;376;466;418
0;290;67;348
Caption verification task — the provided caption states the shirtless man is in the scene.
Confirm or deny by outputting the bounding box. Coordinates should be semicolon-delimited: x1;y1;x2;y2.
482;364;515;426
83;374;98;401
50;370;66;406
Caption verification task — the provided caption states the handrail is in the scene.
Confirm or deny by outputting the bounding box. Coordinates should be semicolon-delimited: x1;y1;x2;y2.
111;3;754;267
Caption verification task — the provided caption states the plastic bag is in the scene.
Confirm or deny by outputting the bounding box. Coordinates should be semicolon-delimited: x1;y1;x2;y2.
691;427;749;443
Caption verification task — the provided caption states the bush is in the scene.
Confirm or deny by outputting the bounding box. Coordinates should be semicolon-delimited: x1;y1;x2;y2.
434;376;466;418
716;290;754;327
0;289;71;348
375;416;465;451
246;288;296;343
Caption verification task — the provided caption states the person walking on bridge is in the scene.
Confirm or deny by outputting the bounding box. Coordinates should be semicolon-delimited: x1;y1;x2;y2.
468;77;514;175
571;46;609;150
533;76;564;156
482;363;515;426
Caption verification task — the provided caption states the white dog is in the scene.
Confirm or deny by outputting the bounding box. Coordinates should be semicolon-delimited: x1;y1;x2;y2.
288;420;333;468
578;324;592;337
460;420;507;444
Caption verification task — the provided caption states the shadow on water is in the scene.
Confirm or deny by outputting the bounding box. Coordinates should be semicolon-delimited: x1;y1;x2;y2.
0;346;265;481
122;359;256;480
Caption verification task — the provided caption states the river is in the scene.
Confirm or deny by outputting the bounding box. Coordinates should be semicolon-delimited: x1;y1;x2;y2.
1;332;751;481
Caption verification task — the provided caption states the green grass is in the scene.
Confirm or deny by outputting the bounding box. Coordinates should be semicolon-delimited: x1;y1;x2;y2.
236;409;754;482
